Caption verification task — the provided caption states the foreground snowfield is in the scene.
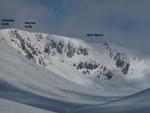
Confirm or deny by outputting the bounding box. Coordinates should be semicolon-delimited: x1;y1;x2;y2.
0;29;150;113
74;89;150;113
0;98;55;113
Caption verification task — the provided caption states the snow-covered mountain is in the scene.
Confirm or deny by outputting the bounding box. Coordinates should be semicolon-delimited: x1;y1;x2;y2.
0;29;149;87
0;28;150;113
1;28;150;93
0;28;115;82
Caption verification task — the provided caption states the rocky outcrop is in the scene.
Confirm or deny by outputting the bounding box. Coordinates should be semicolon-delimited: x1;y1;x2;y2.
56;41;64;54
35;33;43;41
77;46;88;56
75;61;113;79
114;52;130;74
76;62;99;70
43;39;89;58
12;30;36;62
103;42;130;75
66;42;76;58
7;29;134;80
9;30;114;80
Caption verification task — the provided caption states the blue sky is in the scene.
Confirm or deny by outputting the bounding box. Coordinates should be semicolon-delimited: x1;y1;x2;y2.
0;0;150;55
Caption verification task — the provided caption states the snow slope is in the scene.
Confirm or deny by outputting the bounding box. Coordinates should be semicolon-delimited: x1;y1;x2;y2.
0;28;150;113
0;30;119;113
1;28;150;95
0;36;116;103
0;98;55;113
74;88;150;113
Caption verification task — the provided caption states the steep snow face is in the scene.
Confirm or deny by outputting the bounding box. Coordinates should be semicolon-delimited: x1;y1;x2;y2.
0;29;94;86
0;37;120;103
0;29;114;84
0;28;150;93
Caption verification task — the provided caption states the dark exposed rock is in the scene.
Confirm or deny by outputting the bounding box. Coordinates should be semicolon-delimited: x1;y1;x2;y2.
77;62;99;70
11;39;14;42
73;63;76;67
24;47;36;63
76;61;113;79
19;38;26;50
114;52;130;74
39;58;42;65
84;62;96;70
122;63;130;74
13;30;26;51
38;50;41;54
25;49;34;61
44;42;50;53
77;62;84;69
42;39;89;58
76;62;98;70
82;48;88;56
66;42;76;58
12;30;36;62
27;42;38;56
82;70;90;75
84;62;93;70
103;67;106;72
103;71;113;79
57;41;64;54
103;42;130;75
50;40;57;48
38;57;47;67
36;34;43;41
77;46;88;56
52;52;56;56
44;40;60;54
